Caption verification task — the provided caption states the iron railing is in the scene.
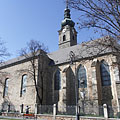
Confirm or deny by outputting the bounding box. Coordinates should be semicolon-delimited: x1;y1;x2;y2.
1;104;120;118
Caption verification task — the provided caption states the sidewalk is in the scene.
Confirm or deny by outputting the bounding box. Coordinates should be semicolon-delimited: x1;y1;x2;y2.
0;116;38;120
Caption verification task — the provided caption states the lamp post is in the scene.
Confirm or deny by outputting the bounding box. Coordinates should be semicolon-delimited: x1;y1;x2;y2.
69;51;79;120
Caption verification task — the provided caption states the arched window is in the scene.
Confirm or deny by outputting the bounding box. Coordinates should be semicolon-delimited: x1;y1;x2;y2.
100;60;111;86
77;65;87;88
54;70;61;90
3;78;9;97
20;75;27;97
63;35;66;41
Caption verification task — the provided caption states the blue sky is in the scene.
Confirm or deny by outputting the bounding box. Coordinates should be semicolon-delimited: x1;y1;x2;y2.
0;0;100;60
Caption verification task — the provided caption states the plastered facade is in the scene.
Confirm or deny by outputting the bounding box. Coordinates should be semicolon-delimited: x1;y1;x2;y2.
0;60;37;113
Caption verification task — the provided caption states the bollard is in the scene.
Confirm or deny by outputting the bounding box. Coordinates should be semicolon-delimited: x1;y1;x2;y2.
8;104;10;113
35;103;37;120
53;104;56;120
78;106;80;115
53;104;56;116
20;104;24;113
103;104;108;118
35;103;37;115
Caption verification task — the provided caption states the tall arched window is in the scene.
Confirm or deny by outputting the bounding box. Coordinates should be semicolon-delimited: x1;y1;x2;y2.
100;60;111;86
77;65;87;88
20;75;27;97
54;70;61;90
3;78;9;98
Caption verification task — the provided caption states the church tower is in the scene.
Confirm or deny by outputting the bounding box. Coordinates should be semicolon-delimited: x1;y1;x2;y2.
58;1;77;49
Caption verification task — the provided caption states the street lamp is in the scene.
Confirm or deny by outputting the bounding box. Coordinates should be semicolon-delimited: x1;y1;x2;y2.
69;51;79;120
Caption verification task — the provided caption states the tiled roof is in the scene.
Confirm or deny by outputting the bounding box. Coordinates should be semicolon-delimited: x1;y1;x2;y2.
0;36;117;68
48;36;115;65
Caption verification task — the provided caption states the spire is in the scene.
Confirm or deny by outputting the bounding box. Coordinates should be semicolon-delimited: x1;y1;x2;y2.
64;0;70;19
66;0;68;9
61;0;75;28
58;0;77;49
64;8;71;19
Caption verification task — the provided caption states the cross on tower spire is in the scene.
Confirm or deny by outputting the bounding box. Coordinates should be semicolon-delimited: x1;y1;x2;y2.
64;0;71;19
66;0;68;9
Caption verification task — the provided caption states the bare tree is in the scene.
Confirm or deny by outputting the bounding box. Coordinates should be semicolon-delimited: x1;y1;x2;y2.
67;0;120;61
19;40;48;105
0;40;10;98
0;40;10;62
68;0;120;40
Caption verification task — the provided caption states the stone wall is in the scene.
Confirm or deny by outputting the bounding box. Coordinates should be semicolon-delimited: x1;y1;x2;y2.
0;53;51;113
54;54;120;116
0;59;37;113
36;54;53;105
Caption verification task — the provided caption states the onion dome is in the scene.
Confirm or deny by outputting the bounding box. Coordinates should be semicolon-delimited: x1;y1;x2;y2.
61;8;75;28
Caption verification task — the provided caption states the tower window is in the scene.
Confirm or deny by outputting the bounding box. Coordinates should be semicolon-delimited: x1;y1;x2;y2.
73;36;74;40
100;60;111;86
63;35;66;41
3;78;9;98
20;75;27;97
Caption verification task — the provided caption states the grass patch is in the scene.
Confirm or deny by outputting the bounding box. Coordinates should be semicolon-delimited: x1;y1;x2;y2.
0;118;23;120
7;119;23;120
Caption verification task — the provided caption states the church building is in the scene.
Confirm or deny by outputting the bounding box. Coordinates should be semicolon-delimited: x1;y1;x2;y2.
0;3;120;117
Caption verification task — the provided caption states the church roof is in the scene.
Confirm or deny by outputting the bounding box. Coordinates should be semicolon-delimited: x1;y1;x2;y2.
0;36;118;68
48;36;117;65
0;50;46;69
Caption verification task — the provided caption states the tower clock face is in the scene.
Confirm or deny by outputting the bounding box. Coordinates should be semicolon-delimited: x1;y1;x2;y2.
62;28;66;33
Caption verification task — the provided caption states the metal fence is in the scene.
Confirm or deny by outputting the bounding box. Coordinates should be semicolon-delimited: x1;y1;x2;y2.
52;105;76;115
0;104;33;113
55;105;104;117
37;105;104;117
0;104;17;113
107;106;120;118
1;104;120;118
37;105;53;114
38;105;120;118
